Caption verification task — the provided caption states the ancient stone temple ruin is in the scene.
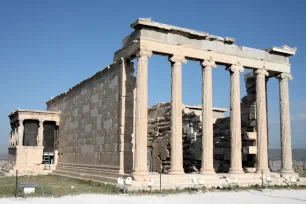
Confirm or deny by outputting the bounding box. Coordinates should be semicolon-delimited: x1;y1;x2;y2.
2;18;304;189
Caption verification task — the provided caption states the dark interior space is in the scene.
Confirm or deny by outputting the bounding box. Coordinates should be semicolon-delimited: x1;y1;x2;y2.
43;121;56;153
23;120;38;146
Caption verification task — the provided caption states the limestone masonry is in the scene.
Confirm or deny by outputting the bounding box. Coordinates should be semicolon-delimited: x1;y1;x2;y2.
2;18;304;189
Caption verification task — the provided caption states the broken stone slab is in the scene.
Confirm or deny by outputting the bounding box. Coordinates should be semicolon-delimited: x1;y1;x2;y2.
244;132;257;140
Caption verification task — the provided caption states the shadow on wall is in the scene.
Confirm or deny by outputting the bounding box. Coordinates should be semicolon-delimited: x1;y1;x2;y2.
123;60;135;174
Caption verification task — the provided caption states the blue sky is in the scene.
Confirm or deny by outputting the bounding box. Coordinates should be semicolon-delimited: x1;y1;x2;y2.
0;0;305;154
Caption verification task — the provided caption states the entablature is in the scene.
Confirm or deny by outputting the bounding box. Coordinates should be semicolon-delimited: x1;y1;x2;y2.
114;18;296;74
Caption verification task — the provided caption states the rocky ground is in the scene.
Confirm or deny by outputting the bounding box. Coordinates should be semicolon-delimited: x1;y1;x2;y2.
0;160;7;171
270;160;306;177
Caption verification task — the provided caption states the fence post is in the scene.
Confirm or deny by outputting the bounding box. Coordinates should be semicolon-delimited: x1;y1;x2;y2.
160;165;162;193
15;170;18;198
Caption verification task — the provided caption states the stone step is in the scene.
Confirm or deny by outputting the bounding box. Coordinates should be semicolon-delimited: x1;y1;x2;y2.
57;163;119;172
52;170;118;185
244;132;257;140
55;166;120;178
55;168;119;178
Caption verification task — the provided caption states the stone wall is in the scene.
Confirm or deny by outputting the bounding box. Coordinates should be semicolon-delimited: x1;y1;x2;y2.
147;103;227;173
148;103;171;173
47;62;125;169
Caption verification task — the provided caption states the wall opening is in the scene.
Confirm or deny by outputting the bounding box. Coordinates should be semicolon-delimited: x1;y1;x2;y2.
23;120;38;146
43;121;56;153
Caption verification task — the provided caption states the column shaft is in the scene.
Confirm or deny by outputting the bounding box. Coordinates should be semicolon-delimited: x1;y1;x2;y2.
169;55;186;175
18;120;24;146
132;50;152;179
38;121;44;146
228;64;244;174
278;73;294;174
255;69;270;173
200;58;216;174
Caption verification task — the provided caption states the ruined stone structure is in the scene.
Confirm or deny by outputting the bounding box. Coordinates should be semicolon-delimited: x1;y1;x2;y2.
2;110;59;176
147;103;227;173
2;18;305;189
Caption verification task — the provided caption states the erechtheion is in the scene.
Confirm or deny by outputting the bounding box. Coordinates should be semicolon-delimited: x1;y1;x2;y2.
2;18;304;189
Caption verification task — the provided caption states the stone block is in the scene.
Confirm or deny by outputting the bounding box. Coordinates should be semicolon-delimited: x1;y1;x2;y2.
244;132;256;140
249;105;256;119
243;146;257;154
103;119;112;129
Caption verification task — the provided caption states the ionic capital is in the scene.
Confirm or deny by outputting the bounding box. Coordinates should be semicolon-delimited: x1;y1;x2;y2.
169;55;187;64
227;62;244;73
201;57;217;69
137;49;153;58
254;68;269;77
277;73;293;81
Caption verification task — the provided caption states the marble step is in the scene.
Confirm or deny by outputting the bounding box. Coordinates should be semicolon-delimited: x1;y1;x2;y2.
52;170;118;185
55;166;122;178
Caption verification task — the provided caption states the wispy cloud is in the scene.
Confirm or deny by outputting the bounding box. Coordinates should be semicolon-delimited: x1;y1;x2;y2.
291;113;306;121
295;101;306;107
269;112;306;123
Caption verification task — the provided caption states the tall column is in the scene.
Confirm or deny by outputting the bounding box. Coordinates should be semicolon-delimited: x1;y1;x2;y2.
132;49;152;180
277;73;294;174
227;63;244;174
255;68;270;173
200;58;216;174
168;55;186;175
119;58;127;175
38;120;44;146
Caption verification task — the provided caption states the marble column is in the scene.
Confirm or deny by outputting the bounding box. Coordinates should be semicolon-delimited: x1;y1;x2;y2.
255;68;270;173
277;73;294;174
227;63;244;174
132;49;152;180
38;120;44;146
18;120;24;146
200;58;216;174
168;55;186;175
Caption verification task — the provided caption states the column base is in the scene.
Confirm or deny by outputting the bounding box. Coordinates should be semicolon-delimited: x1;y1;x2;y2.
228;168;244;174
168;169;185;175
256;168;270;174
280;169;296;177
131;170;148;181
200;168;216;175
